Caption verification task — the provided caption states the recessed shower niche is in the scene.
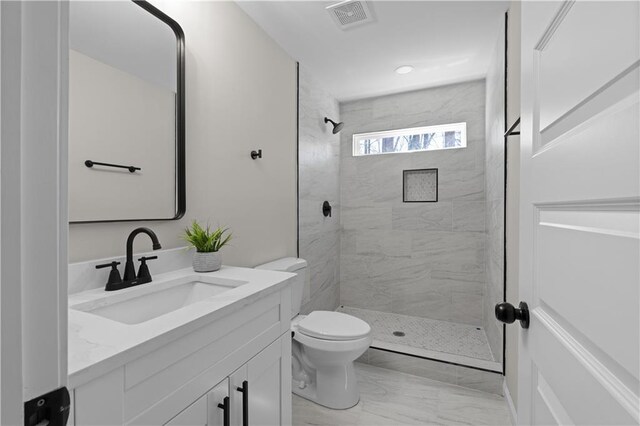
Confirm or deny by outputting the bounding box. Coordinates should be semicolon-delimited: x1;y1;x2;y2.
403;168;438;202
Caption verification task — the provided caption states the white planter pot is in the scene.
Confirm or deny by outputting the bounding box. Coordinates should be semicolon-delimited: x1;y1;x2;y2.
192;252;221;272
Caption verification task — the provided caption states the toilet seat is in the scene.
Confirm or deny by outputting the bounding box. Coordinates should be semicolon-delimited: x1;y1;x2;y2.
293;329;371;352
295;311;371;341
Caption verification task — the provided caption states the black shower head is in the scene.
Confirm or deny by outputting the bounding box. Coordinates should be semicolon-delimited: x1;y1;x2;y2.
324;117;344;134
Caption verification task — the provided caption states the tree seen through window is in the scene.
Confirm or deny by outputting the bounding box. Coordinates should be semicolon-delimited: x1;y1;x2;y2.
353;123;466;156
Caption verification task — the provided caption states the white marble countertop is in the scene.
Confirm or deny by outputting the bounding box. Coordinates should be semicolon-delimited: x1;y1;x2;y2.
68;265;294;388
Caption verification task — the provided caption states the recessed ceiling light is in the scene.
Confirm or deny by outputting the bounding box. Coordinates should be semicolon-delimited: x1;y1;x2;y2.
395;65;414;75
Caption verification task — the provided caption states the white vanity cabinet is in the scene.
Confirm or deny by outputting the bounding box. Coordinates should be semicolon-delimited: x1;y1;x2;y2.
164;392;210;426
71;285;292;426
228;334;291;426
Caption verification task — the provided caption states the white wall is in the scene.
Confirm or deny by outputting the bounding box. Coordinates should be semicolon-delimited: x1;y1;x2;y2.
69;0;176;91
69;1;298;267
68;50;176;222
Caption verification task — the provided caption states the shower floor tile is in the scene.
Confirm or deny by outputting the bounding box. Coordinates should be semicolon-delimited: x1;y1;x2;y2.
338;306;501;372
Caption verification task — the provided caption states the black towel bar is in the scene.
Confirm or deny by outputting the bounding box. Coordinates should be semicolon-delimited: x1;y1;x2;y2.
85;160;141;173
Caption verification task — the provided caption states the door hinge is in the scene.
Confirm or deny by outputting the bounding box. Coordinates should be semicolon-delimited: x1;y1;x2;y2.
24;387;71;426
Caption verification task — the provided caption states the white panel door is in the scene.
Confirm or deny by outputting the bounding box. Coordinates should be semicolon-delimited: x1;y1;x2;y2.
518;1;639;425
1;1;69;424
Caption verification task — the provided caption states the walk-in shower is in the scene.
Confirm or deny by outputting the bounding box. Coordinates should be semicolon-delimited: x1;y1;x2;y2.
296;13;508;394
335;74;504;377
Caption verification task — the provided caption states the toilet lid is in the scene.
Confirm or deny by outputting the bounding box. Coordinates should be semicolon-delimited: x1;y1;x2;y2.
297;311;371;341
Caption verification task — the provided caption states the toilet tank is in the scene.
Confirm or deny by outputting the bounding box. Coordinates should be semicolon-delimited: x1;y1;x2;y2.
255;257;308;319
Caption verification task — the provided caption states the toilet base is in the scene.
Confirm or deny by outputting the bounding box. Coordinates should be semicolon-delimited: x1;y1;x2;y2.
292;361;361;410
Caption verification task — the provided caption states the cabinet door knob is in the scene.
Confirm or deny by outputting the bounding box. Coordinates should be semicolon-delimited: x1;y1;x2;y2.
495;301;530;329
236;380;248;426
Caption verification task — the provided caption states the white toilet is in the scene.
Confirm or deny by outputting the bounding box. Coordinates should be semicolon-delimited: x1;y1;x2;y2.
256;257;372;409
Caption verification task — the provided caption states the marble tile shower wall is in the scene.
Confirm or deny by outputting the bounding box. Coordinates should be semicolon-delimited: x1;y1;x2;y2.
298;66;341;314
483;26;506;363
339;80;487;326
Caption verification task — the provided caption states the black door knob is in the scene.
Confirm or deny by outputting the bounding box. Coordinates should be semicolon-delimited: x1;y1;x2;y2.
495;301;530;329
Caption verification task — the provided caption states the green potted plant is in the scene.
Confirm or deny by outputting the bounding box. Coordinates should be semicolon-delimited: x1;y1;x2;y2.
183;221;232;272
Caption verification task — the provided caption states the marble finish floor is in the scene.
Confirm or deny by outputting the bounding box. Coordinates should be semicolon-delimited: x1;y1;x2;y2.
293;363;511;425
338;307;501;372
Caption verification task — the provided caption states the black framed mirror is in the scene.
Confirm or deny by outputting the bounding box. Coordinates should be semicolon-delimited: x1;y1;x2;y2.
68;0;185;224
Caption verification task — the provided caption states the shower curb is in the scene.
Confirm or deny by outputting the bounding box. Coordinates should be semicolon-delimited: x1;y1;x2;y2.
357;347;504;396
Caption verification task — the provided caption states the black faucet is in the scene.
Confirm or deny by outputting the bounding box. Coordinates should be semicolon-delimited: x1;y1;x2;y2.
97;227;162;291
123;227;162;283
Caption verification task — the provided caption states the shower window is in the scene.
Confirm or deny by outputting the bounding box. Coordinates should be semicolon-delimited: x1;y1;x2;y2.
352;122;466;156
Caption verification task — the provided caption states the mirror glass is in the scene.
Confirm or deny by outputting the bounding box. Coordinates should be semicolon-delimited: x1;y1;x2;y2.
68;1;184;223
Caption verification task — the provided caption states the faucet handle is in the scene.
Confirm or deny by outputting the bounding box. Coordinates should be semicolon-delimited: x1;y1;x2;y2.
136;256;157;284
96;261;122;290
95;261;120;269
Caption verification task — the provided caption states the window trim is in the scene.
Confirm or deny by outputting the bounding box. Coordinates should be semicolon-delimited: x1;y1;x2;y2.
352;122;467;157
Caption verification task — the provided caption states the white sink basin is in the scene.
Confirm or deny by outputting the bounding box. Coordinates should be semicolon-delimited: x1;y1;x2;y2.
72;275;247;325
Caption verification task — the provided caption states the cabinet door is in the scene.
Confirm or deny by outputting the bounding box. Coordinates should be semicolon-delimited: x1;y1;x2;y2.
246;334;291;426
229;365;248;426
207;378;230;426
164;397;208;426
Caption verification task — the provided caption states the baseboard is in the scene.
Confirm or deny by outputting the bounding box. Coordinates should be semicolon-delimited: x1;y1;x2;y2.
503;378;517;425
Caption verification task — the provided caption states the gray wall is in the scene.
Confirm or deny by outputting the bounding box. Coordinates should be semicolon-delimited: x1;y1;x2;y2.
298;66;341;314
339;80;487;326
484;19;506;364
69;2;298;267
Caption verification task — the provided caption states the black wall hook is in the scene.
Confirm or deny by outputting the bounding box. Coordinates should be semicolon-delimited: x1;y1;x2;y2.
322;201;332;217
250;149;262;160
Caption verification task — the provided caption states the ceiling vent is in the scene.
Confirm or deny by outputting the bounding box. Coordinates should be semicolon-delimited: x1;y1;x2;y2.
326;0;375;30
